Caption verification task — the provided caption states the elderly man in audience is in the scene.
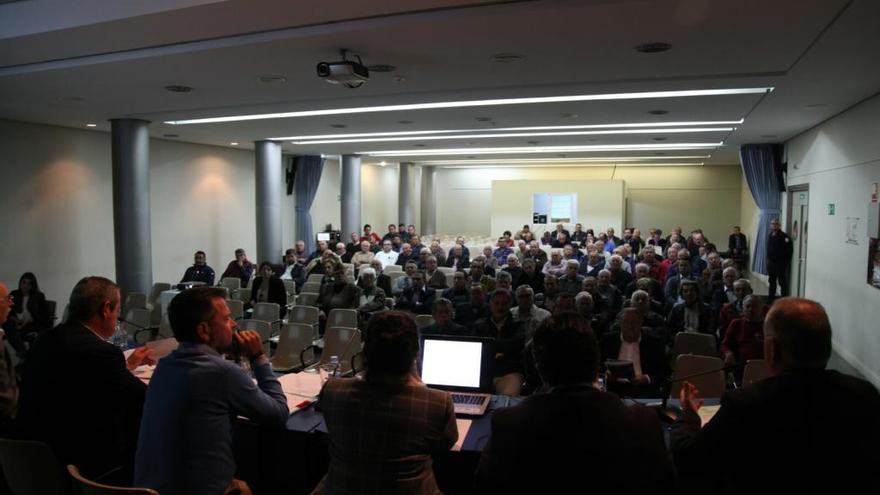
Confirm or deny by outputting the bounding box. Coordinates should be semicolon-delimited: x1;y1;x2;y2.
541;275;561;313
345;232;361;256
19;276;153;482
181;250;216;286
541;249;566;278
429;240;447;266
293;240;309;265
524;240;548;269
350;240;375;268
334;241;351;264
316;261;361;325
454;284;491;330
442;271;470;307
661;244;680;279
613;246;634;273
561;244;582;264
557;259;585;296
395;272;435;315
393;261;418;296
639;247;666;283
474;289;527;396
628;228;645;253
607;255;634;293
514;224;531;240
570;223;588;245
575;291;609;338
480;245;498;271
493;237;514;267
423;255;447;290
494;271;513;292
594;239;612;262
134;288;287;495
595;269;624;318
414;247;431;270
628;289;667;341
540;231;553;246
550;223;570;241
221;248;254;285
648;228;667;251
469;260;497;293
601;308;665;398
445;243;470;271
717;278;752;340
514;240;529;263
514;258;544;294
709;266;739;314
606;227;621;248
551;231;570;249
721;295;765;372
308;240;329;262
502;253;523;282
0;281;18;429
421;298;468;337
368;259;393;296
510;285;551;337
477;313;672;493
671;298;880;494
374;239;399;268
664;251;697;310
407;234;423;255
445;236;469;258
395;242;416;267
580;249;605;278
667;280;713;339
356;267;388;319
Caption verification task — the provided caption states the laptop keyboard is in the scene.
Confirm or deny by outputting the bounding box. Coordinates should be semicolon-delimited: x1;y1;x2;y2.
452;393;487;405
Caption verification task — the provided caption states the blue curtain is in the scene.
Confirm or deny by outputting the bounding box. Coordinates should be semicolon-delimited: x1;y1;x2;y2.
739;144;781;275
294;155;325;253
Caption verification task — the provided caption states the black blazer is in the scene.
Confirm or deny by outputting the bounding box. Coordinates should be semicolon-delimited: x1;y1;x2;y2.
444;255;470;271
671;369;880;494
8;289;51;331
250;276;288;318
395;287;436;315
477;384;673;494
18;322;147;479
599;331;666;397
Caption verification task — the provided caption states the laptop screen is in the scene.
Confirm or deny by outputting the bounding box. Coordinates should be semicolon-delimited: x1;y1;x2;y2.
421;338;483;389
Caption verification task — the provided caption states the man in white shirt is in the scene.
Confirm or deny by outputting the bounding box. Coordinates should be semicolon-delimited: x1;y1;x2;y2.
374;240;399;268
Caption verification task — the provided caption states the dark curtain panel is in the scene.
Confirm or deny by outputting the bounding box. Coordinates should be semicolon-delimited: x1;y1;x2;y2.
739;144;781;275
294;155;325;253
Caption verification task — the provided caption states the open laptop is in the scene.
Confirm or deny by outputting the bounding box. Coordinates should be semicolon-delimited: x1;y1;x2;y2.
419;335;494;416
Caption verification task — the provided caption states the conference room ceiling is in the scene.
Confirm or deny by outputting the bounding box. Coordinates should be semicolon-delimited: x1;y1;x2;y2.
1;0;878;167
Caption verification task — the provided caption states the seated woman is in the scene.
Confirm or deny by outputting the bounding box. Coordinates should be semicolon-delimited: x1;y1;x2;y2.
316;311;457;494
4;272;51;354
356;267;387;320
250;261;288;318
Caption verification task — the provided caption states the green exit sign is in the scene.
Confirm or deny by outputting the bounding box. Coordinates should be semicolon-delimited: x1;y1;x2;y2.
828;203;835;215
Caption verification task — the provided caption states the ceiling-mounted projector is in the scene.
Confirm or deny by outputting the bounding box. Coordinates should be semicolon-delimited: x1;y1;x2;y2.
317;50;369;89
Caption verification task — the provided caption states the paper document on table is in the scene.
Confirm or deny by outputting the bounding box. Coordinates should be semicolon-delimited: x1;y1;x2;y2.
278;371;324;410
132;364;155;383
699;405;721;426
452;419;472;452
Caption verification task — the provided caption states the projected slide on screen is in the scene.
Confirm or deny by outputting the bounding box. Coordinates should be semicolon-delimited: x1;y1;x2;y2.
533;193;577;224
421;339;482;388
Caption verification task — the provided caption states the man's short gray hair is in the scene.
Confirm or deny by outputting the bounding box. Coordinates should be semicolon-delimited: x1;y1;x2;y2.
516;285;534;296
496;271;513;283
598;269;611;277
575;291;593;304
566;259;580;269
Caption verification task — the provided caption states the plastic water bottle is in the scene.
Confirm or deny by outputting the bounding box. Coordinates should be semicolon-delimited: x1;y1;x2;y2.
329;355;340;378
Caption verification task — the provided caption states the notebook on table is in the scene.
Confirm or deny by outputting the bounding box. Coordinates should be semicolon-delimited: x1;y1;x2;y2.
419;335;495;416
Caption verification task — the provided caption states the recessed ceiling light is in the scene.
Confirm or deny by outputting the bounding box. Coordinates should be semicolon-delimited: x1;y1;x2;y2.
359;143;723;157
269;120;744;141
467;156;476;159
490;53;525;63
527;141;540;145
330;124;347;128
760;134;777;138
636;42;672;53
258;75;287;83
166;88;771;125
380;161;387;166
475;116;493;122
230;142;239;146
426;160;704;168
648;110;669;115
85;123;97;127
289;127;734;145
653;137;667;141
397;120;414;125
368;64;397;73
418;156;709;165
165;85;193;93
392;75;407;83
804;103;827;108
163;134;179;138
655;152;666;155
561;113;579;119
413;144;426;147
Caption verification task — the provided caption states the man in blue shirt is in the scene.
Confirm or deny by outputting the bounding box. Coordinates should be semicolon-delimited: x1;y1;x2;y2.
134;287;289;495
180;250;215;285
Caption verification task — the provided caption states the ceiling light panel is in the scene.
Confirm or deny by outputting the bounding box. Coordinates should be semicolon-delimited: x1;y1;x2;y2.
360;143;723;157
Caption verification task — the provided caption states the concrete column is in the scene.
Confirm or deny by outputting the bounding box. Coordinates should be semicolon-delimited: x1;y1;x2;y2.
110;118;153;298
340;154;362;239
255;140;283;265
398;162;414;227
420;165;436;236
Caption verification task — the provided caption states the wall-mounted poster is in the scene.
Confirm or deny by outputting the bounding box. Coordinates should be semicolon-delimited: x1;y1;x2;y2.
868;182;880;289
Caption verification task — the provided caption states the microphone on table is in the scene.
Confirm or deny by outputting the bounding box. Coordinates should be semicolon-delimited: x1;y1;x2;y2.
118;317;159;342
650;362;745;423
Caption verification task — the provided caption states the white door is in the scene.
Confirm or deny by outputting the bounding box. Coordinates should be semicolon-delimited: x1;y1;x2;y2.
789;189;809;297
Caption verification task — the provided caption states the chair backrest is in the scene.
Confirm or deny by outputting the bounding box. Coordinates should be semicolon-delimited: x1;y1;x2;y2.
239;319;272;355
670;354;726;398
445;273;455;288
306;273;325;284
271;323;317;371
415;314;435;328
282;280;297;304
123;292;147;314
68;465;158;495
298;292;319;308
0;439;73;495
321;327;362;374
233;288;251;303
124;308;153;343
302;282;323;294
253;302;282;335
742;359;770;386
147;283;171;306
288;305;320;326
327;308;358;328
226;299;245;322
383;264;402;273
221;277;241;291
388;271;407;286
437;266;454;275
671;332;718;363
157;312;174;339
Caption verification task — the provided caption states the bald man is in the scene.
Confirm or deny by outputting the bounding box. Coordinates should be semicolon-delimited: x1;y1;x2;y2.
670;298;880;494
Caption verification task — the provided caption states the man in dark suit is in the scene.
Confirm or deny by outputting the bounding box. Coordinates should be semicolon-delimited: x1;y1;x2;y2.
671;298;880;494
600;308;666;398
18;277;154;482
667;280;714;339
550;223;570;242
473;289;526;396
728;225;748;270
477;312;673;493
444;243;470;271
395;272;436;315
766;218;793;299
420;298;468;337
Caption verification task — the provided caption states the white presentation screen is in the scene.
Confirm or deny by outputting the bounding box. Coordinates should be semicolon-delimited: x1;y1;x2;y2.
421;339;482;389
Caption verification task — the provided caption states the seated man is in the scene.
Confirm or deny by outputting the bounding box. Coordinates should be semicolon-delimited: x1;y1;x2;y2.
277;248;306;291
493;237;514;268
420;298;468;337
580;249;605;278
374;240;400;268
514;258;544;294
221;248;254;285
134;288;288;495
395;243;416;267
600;308;665;398
446;236;470;259
181;250;216;285
510;285;551;337
468;260;496;293
667;280;713;339
293;240;310;265
524;241;548;269
442;271;470;307
423;255;447;290
721;295;765;368
350;240;375;268
334;241;352;264
495;271;514;291
671;298;880;494
381;223;397;242
454;284;490;331
395;272;436;315
18;277;154;481
429;241;447;266
595;269;624;319
393;261;418;296
607;255;633;293
557;259;585;296
717;278;752;341
627;289;667;342
444;243;470;271
502;254;523;283
477;313;672;493
360;223;382;244
541;249;566;278
473;289;526;396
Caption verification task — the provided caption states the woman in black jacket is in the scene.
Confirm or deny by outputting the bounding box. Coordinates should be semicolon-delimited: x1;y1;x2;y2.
5;272;51;353
250;262;288;318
